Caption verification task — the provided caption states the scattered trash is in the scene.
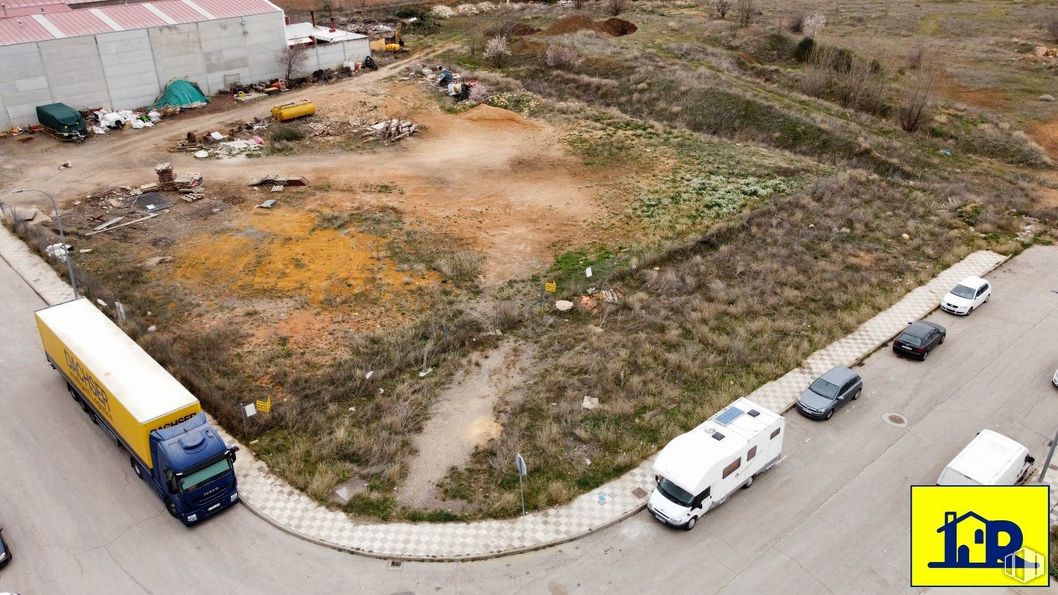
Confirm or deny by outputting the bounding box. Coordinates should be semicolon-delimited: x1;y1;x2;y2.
209;131;225;141
901;233;911;240
257;199;278;209
96;299;108;307
247;175;308;188
193;150;210;159
58;161;72;170
555;300;574;311
147;325;157;332
271;185;284;193
581;395;600;410
365;370;374;380
418;368;433;378
363;118;419;142
79;249;92;254
44;243;71;261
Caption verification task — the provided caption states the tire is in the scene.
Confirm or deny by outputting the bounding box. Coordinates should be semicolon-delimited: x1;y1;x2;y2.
742;476;754;489
67;383;77;400
939;335;945;344
77;397;90;413
131;457;143;479
165;499;179;519
684;516;698;531
852;388;861;400
824;409;834;420
921;349;929;361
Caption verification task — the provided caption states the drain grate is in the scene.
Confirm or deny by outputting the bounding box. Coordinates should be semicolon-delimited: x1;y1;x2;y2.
883;413;908;428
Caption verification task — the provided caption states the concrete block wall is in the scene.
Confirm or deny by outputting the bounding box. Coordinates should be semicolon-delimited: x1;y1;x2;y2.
0;11;304;128
96;30;162;110
148;24;209;92
0;43;54;127
302;38;371;74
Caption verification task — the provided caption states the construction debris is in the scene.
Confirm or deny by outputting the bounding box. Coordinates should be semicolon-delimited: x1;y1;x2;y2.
247;175;309;188
92;216;125;232
364;118;419;142
258;199;278;209
45;243;71;261
86;213;159;236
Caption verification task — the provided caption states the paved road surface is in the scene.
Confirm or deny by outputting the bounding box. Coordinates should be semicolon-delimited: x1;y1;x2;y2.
1;247;1056;594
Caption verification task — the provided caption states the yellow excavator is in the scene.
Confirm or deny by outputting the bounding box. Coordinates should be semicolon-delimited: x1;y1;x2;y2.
384;22;406;53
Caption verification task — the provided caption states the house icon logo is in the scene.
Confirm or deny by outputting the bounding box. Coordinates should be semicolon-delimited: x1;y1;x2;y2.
910;486;1049;587
928;511;1042;581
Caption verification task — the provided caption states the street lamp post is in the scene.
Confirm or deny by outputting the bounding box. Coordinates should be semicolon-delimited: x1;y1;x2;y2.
11;188;79;299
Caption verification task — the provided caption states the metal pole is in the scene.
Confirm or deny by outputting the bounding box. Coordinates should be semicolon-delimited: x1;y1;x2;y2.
12;188;78;298
1038;425;1058;483
518;473;525;516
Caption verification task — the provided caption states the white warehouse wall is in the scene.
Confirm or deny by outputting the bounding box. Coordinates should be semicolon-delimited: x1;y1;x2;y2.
0;12;371;129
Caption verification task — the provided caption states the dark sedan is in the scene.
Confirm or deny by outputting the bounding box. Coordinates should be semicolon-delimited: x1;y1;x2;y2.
0;528;10;569
892;321;946;360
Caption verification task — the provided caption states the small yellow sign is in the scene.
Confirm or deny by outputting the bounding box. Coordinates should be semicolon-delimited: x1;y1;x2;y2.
545;280;557;293
910;485;1049;587
255;398;272;413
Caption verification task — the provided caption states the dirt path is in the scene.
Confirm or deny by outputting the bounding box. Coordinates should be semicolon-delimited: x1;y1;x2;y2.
397;341;531;511
0;44;602;284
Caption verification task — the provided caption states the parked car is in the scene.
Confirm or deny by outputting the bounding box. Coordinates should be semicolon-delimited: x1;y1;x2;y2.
0;528;10;569
893;321;946;360
940;276;991;316
797;367;863;421
937;430;1035;485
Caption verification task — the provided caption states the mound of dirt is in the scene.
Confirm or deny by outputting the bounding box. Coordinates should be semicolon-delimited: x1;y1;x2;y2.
600;18;637;36
540;14;610;36
461;104;532;127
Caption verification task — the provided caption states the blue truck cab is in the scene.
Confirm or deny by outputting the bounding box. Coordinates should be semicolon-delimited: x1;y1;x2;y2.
134;413;239;526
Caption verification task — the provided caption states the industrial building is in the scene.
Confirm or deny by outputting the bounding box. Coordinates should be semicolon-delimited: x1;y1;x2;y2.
0;0;370;130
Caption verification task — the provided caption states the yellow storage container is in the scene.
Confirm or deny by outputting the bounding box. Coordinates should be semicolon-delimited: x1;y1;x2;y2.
271;99;316;122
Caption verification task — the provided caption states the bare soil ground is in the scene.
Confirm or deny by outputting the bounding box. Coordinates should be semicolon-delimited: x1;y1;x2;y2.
398;340;532;510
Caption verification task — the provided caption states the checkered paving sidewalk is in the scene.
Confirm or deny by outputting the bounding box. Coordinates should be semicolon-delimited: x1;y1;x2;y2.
0;226;1013;559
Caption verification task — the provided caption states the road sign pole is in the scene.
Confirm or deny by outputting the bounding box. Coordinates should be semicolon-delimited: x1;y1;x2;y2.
519;473;525;516
1038;425;1058;483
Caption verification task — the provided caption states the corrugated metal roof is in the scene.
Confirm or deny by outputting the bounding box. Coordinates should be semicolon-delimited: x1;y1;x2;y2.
44;9;107;37
101;4;167;30
0;0;281;45
0;13;52;44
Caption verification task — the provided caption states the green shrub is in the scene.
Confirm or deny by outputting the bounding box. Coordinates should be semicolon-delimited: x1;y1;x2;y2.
271;124;306;142
794;37;815;62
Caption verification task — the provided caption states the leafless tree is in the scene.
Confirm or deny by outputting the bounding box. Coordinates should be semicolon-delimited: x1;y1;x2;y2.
898;69;936;133
278;44;309;81
714;0;732;19
484;35;512;68
736;0;754;28
605;0;628;17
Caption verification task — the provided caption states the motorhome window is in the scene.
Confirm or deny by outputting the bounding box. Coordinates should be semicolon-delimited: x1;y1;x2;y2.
746;446;757;461
658;478;695;506
722;458;741;479
770;428;781;439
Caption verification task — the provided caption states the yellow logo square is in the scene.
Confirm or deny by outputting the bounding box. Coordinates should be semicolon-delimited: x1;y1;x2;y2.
911;485;1050;586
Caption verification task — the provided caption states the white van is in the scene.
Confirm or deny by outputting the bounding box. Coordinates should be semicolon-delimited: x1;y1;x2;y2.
937;430;1035;485
647;398;784;530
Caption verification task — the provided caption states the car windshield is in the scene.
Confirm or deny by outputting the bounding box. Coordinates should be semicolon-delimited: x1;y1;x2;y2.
809;377;840;399
178;457;232;492
658;478;695;507
898;332;923;346
950;284;976;299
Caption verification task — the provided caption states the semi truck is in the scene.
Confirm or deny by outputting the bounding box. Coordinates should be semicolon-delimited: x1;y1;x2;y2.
647;398;784;530
35;298;239;526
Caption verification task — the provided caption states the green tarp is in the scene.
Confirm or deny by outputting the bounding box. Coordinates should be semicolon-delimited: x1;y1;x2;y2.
152;80;209;110
35;103;87;140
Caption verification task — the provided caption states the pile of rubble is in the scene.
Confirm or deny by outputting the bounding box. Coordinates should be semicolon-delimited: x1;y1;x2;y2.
173;121;269;158
364;119;419;142
90;108;166;135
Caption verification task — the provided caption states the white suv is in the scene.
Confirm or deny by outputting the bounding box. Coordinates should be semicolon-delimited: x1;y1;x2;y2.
940;276;991;316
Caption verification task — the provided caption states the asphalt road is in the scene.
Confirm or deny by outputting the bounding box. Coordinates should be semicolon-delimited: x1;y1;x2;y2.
1;246;1057;594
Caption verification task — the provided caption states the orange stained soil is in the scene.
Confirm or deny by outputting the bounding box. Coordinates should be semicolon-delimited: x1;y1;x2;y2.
1030;117;1058;163
167;209;437;304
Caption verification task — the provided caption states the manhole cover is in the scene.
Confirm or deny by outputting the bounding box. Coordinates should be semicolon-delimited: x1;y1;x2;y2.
884;413;908;428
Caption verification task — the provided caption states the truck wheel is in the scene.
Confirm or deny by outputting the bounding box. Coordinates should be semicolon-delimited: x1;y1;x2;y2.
165;499;179;519
131;457;143;479
742;476;754;489
67;383;77;399
684;516;698;531
77;397;90;413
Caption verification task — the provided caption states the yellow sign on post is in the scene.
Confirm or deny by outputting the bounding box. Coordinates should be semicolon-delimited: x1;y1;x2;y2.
255;397;272;413
545;280;557;293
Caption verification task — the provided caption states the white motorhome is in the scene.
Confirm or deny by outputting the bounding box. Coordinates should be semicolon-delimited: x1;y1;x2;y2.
937;430;1035;486
647;398;784;530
